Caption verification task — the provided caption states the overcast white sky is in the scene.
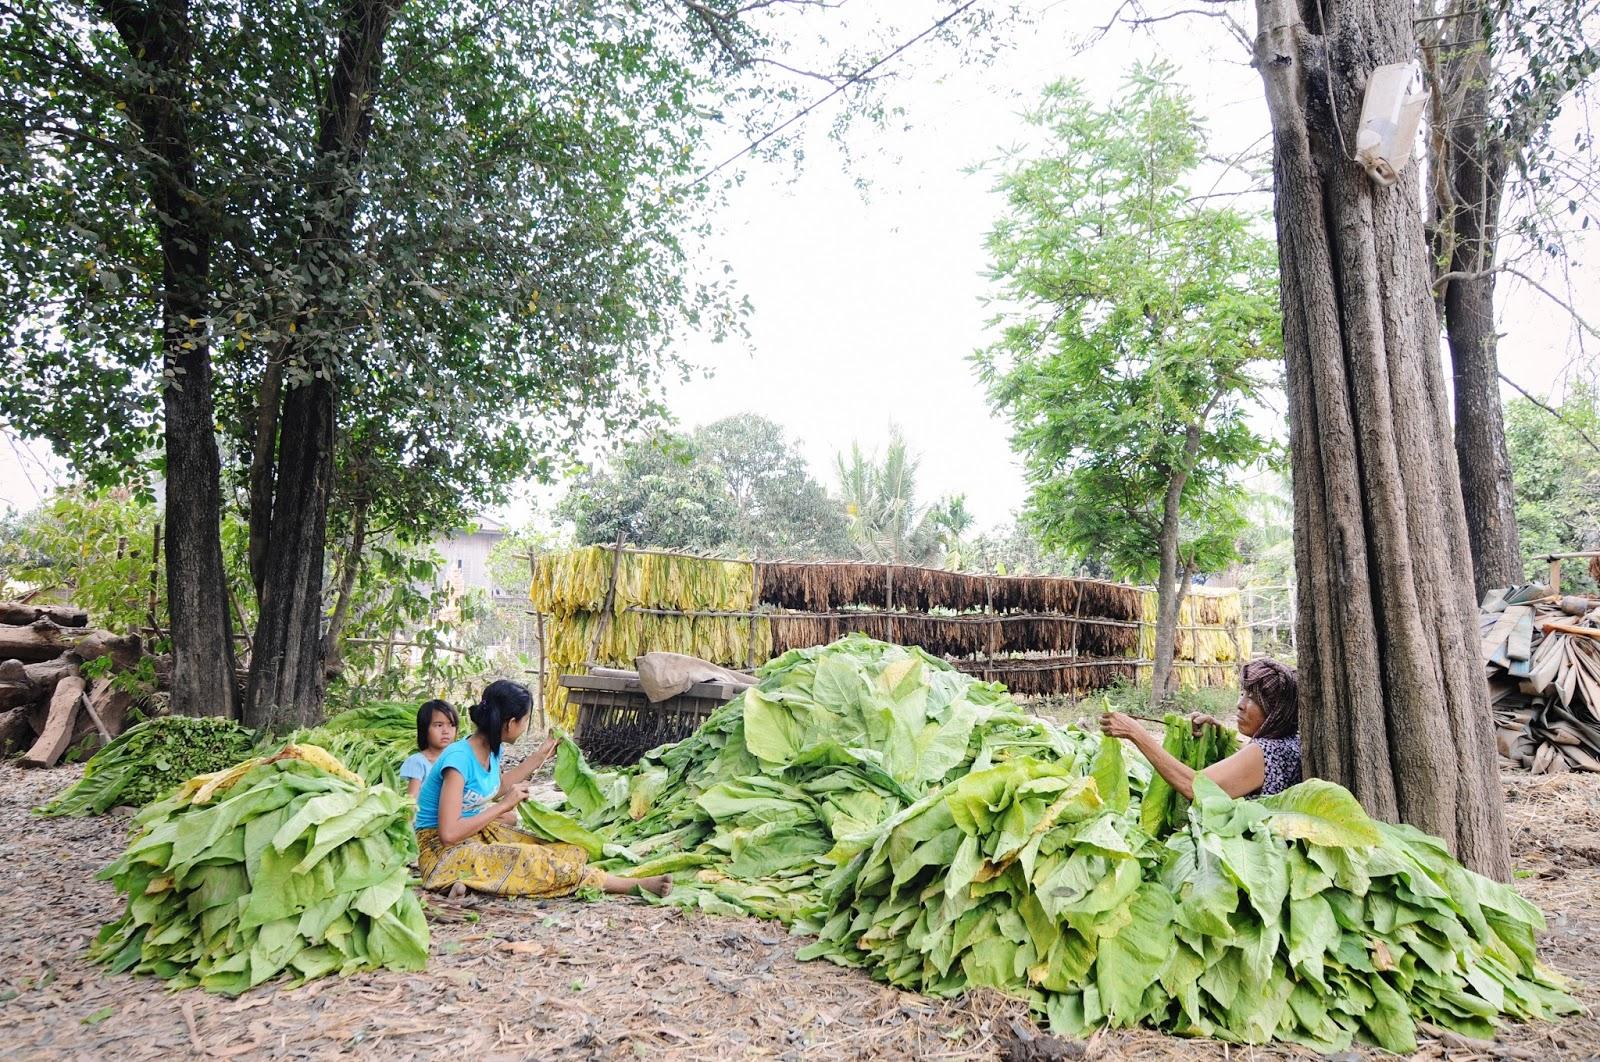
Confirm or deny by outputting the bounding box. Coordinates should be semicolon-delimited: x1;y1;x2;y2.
2;0;1594;530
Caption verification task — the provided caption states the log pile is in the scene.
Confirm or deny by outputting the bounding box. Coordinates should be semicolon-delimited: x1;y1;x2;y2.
0;603;144;766
1481;585;1600;774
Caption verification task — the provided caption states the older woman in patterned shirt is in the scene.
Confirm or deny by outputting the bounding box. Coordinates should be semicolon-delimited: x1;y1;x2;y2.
1099;658;1302;799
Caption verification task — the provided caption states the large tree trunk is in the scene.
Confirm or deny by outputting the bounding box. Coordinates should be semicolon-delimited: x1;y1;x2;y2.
160;216;240;720
100;0;239;720
245;379;336;729
1446;262;1521;599
1431;5;1522;599
246;353;284;602
1253;0;1510;878
242;0;401;730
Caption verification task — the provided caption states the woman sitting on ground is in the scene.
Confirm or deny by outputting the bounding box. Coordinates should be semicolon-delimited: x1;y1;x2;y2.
1099;657;1302;799
399;699;458;800
413;679;670;899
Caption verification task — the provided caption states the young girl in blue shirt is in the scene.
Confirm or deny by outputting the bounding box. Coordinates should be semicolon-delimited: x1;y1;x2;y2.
399;699;458;800
413;679;670;899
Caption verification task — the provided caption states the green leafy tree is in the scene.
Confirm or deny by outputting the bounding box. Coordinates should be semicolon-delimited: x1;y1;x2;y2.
973;68;1281;707
1506;386;1600;593
558;415;849;557
325;539;489;709
695;414;852;559
924;494;975;570
964;519;1096;577
834;425;965;566
1;0;999;727
559;432;741;551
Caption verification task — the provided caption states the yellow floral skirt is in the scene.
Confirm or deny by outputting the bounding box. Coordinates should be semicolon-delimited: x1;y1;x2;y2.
416;820;606;898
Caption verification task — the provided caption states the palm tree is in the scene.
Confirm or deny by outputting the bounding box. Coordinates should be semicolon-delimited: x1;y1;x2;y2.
834;427;969;568
924;495;975;570
836;427;925;563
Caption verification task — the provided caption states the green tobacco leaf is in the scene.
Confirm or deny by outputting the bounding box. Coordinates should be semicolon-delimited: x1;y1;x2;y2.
1259;781;1382;848
1090;736;1130;813
1096;881;1174;1022
517;799;605;858
555;737;626;822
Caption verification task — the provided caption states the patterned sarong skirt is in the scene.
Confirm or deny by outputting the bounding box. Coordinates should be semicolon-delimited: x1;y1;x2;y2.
415;820;605;897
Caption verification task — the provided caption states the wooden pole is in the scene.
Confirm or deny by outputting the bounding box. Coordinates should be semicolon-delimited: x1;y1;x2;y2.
746;560;761;670
984;578;996;680
586;533;625;666
535;612;547;730
530;551;547;729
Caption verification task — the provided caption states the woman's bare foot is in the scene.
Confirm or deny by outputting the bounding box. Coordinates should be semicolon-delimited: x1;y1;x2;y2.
600;873;671;897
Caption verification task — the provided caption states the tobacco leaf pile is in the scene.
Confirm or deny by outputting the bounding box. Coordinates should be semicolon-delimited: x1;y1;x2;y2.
36;715;258;817
550;635;1577;1052
278;701;433;790
89;744;428;995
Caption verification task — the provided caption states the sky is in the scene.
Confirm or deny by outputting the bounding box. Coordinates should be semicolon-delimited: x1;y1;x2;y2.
2;0;1595;530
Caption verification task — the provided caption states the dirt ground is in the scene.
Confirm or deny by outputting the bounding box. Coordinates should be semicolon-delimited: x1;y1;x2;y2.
1;763;1596;1061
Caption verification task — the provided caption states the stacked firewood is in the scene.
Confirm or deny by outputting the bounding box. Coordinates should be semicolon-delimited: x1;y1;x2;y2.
1481;585;1600;774
0;601;147;766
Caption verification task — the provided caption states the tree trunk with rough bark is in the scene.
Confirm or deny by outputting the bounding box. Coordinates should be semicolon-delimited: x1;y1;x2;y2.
1430;2;1522;600
246;377;337;729
243;0;401;730
101;0;238;720
246;352;284;602
1253;0;1510;879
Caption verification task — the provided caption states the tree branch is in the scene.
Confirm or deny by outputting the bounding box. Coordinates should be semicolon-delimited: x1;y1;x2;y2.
1499;373;1600;457
1434;264;1600;342
691;0;982;187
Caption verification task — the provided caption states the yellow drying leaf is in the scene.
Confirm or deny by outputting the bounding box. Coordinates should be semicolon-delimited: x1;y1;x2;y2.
279;743;362;783
190;758;259;804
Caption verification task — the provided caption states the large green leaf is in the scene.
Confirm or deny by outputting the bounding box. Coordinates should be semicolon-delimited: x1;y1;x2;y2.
1090;735;1130;813
517;799;605;858
1259;781;1382;848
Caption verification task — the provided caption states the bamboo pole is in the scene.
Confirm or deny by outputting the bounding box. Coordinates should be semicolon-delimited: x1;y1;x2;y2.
586;533;625;666
618;605;1154;630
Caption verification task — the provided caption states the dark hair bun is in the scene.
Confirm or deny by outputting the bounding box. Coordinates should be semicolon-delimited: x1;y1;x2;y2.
468;680;533;755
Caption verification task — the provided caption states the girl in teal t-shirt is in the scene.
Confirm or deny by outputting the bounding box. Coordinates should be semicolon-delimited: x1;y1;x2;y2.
400;699;458;800
413;679;669;900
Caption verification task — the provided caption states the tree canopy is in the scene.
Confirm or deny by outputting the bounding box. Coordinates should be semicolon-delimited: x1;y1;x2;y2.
974;70;1280;583
1506;385;1600;592
558;414;850;558
974;67;1281;703
0;0;1003;724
